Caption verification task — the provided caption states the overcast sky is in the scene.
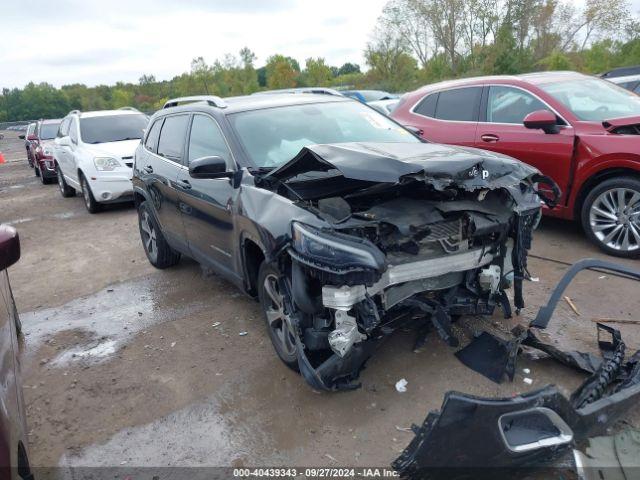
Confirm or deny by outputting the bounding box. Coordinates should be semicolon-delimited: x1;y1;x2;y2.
2;0;639;90
0;0;388;89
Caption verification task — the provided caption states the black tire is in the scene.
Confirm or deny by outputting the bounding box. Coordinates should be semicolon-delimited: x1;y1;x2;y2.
581;177;640;258
258;262;300;371
34;163;40;177
80;173;101;214
137;201;181;269
57;166;76;197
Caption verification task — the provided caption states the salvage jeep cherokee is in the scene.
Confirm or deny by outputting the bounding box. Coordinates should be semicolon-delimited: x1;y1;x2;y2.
133;94;557;391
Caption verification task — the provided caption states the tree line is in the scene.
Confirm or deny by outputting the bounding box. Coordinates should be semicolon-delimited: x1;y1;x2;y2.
2;0;639;122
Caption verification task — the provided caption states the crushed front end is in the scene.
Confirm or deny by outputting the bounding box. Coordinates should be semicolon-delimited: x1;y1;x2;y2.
259;142;558;391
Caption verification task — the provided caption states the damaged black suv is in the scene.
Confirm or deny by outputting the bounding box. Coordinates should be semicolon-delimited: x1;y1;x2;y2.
133;94;555;391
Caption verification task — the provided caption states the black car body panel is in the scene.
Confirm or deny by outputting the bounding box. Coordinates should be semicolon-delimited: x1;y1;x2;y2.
133;95;558;391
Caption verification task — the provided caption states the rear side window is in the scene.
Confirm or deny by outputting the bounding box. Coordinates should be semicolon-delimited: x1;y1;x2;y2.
414;93;438;117
157;115;189;162
145;119;163;153
188;115;232;165
435;87;482;121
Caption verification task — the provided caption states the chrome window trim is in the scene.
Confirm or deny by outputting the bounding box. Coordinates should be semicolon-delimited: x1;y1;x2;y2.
409;83;572;127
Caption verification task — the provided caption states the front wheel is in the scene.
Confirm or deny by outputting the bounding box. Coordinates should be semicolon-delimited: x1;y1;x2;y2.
258;263;299;370
581;177;640;258
137;201;180;269
57;166;76;197
80;173;101;213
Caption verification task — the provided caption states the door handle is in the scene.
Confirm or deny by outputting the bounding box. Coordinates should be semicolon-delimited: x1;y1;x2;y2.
143;165;153;174
481;134;500;143
178;179;192;190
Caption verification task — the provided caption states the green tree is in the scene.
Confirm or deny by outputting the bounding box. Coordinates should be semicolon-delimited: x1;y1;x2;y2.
304;57;333;86
265;55;299;89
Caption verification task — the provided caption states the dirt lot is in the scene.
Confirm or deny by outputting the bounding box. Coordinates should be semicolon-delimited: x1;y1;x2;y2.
1;129;639;474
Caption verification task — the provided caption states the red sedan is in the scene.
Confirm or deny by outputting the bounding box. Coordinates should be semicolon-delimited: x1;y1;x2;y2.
392;71;640;257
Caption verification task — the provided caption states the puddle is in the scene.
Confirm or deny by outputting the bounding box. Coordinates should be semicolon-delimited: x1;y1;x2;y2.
21;275;208;366
52;339;118;366
59;396;279;467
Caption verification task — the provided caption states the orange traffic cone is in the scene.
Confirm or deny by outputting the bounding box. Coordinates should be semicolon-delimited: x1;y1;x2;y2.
0;152;5;164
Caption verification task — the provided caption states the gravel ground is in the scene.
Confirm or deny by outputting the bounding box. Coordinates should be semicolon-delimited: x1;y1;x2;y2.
1;129;639;477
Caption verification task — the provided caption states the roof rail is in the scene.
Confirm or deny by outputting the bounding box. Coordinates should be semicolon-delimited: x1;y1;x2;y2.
163;96;227;109
68;109;81;116
118;106;140;112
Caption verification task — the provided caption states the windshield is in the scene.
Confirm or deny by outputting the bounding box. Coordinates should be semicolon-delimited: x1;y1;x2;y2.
229;101;418;167
540;78;640;121
79;114;148;144
39;122;60;140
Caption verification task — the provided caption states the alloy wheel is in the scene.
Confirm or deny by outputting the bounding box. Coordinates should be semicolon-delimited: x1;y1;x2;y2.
140;211;158;263
82;178;91;210
589;187;640;253
263;274;297;358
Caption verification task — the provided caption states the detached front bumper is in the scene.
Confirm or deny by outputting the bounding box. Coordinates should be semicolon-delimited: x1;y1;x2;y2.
88;170;133;203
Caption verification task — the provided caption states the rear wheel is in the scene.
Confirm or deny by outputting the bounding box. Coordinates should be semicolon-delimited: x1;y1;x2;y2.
138;201;180;268
581;177;640;258
258;263;299;370
57;166;76;197
80;173;101;214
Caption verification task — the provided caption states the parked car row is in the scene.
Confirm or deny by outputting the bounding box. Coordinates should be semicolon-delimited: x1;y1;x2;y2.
391;71;640;258
20;119;62;183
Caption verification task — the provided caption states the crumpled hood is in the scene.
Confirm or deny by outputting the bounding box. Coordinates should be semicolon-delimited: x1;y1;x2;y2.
602;115;640;131
88;139;140;159
265;142;539;191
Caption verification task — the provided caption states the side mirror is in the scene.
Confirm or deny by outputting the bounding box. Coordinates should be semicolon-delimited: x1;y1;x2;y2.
405;125;424;137
58;136;72;147
27;134;38;141
189;156;233;179
524;110;559;134
19;134;25;140
0;225;20;271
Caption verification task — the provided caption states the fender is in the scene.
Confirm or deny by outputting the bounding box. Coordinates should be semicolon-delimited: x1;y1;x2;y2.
567;155;640;219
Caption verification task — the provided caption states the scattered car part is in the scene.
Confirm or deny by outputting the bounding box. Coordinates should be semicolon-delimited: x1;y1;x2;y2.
393;259;640;479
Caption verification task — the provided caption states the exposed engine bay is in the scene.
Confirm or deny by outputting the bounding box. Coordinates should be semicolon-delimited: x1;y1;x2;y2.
253;142;560;391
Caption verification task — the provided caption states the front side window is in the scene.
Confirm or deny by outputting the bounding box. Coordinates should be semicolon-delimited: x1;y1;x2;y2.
434;87;482;122
487;86;548;124
79;114;148;144
540;78;640;121
188;115;231;165
39;122;61;140
69;118;78;143
157;115;189;162
229;101;417;168
58;118;71;138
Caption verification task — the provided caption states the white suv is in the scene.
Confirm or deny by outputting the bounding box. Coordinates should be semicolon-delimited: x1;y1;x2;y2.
54;108;149;213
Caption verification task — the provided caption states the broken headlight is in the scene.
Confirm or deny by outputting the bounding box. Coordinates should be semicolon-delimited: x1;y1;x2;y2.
291;222;385;271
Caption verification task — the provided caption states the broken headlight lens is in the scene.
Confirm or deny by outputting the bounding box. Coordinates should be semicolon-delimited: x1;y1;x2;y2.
291;222;384;270
94;156;121;171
